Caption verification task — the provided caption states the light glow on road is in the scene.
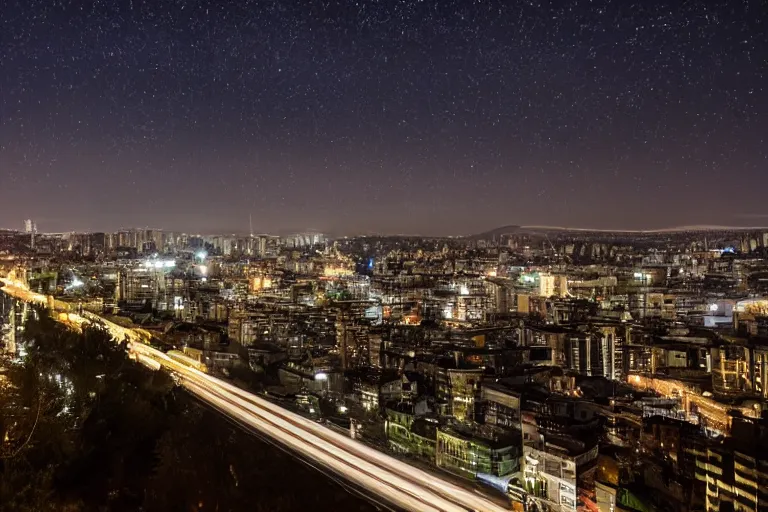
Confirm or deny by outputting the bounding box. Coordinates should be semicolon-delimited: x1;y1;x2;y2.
131;343;511;512
1;276;512;512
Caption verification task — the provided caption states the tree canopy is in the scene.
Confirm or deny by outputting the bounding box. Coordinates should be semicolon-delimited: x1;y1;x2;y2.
0;307;375;511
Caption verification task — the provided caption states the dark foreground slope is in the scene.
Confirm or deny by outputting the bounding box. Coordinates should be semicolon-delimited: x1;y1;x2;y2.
0;303;375;512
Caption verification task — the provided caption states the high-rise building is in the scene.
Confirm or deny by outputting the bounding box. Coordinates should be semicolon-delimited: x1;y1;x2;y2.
254;235;269;257
566;329;622;379
23;219;36;249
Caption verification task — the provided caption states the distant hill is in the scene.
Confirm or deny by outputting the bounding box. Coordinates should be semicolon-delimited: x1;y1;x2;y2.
465;225;522;240
467;224;768;239
519;224;768;233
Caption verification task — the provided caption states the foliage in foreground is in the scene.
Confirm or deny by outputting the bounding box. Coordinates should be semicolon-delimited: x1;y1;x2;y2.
0;310;374;511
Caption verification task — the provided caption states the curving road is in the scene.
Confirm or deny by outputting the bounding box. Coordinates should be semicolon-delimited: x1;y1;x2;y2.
1;277;513;511
130;344;512;511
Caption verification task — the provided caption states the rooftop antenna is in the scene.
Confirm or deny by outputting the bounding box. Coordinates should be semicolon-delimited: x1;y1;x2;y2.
249;213;253;237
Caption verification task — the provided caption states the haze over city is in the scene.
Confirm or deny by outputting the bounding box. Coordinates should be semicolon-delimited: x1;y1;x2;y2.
1;0;766;235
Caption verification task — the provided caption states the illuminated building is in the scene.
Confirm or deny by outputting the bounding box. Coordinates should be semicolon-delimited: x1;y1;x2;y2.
247;343;288;368
522;438;598;512
380;375;419;402
539;273;556;298
479;383;522;430
165;323;223;351
249;275;273;292
251;234;272;257
625;343;654;374
711;344;751;396
642;416;707;486
227;311;264;345
436;427;519;479
385;401;436;460
435;367;483;423
118;259;181;311
513;271;569;299
283;232;325;248
522;325;568;366
278;365;342;396
734;299;768;336
484;278;514;314
595;482;653;512
116;229;137;249
1;294;29;356
696;446;752;511
626;374;760;434
209;235;235;256
335;304;371;369
23;219;36;249
87;232;106;255
121;266;159;309
368;331;383;368
196;297;229;323
749;347;768;399
691;415;768;512
352;378;380;412
567;275;617;299
200;350;241;372
323;265;354;278
565;329;621;379
546;299;589;325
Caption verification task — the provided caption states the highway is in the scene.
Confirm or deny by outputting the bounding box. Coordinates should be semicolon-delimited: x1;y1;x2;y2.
0;277;49;306
0;277;153;344
131;345;512;511
1;277;513;511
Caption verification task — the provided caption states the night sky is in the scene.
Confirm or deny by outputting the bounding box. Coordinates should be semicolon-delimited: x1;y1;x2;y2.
1;1;766;235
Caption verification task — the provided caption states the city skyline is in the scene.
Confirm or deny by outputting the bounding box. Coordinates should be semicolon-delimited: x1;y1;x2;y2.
2;1;766;234
9;219;768;238
3;2;768;511
4;212;768;512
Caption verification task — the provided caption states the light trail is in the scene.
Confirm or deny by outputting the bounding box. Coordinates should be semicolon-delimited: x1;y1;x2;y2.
182;378;458;512
185;362;509;510
132;343;512;512
1;277;513;511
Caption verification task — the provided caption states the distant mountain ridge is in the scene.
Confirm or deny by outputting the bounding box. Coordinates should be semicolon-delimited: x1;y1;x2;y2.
467;224;768;239
465;225;523;240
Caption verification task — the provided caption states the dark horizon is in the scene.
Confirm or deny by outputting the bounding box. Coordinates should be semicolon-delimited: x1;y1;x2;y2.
6;221;768;239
